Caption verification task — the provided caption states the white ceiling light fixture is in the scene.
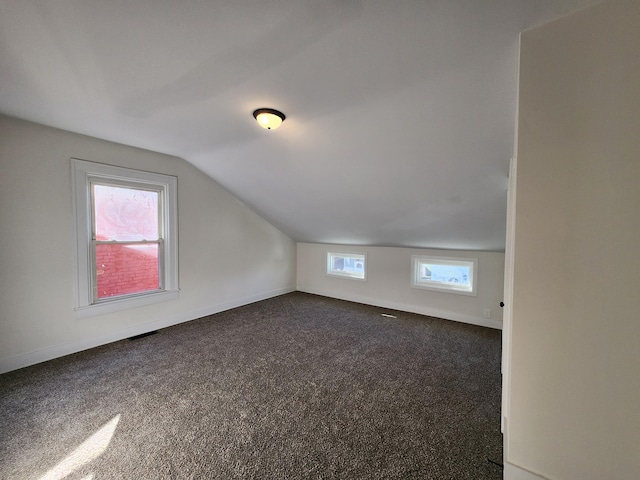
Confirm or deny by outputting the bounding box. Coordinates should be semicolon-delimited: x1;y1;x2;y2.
253;108;285;130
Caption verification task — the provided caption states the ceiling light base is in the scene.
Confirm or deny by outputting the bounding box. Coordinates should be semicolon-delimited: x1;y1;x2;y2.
253;108;285;130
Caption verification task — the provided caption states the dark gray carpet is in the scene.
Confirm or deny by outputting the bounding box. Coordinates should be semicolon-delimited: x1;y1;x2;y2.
0;292;503;479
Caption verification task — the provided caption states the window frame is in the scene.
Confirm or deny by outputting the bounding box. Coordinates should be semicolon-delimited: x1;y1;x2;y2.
72;159;179;317
411;255;478;296
326;251;367;281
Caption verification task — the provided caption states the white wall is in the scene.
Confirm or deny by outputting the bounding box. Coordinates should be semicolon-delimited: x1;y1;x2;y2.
0;115;296;373
506;0;640;478
297;243;504;329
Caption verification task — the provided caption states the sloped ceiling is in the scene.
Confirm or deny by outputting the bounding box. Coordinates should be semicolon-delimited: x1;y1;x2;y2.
0;0;600;251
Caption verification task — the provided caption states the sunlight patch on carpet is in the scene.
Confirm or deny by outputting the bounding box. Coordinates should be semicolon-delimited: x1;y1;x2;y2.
39;415;120;480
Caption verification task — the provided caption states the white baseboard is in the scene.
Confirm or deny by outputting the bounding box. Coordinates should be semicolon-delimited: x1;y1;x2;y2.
296;286;503;330
0;286;295;374
1;285;499;374
504;462;547;480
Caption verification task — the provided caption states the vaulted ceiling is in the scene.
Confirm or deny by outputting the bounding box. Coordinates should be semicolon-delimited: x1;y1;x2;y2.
0;0;600;251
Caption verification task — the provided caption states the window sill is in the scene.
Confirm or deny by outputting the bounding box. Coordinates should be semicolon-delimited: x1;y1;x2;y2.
326;272;367;281
411;283;476;296
75;290;179;319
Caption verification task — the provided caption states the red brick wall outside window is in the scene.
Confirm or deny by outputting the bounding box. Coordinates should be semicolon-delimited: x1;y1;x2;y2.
95;243;159;298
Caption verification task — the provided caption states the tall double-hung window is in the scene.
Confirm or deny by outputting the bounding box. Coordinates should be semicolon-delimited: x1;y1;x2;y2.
72;159;178;317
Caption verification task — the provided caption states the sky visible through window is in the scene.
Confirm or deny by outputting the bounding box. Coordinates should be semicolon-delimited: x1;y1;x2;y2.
93;185;158;241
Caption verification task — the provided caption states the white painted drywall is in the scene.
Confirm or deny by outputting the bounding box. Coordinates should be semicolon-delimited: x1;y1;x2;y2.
297;243;504;329
0;115;296;372
507;0;640;478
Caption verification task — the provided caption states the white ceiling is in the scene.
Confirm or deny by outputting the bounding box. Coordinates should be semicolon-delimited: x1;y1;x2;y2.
0;0;600;251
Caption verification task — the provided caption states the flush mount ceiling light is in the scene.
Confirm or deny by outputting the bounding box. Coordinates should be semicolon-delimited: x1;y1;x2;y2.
253;108;285;130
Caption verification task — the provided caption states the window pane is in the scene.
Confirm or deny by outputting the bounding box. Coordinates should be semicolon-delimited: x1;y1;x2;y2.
95;243;159;299
327;253;366;280
93;185;158;241
341;257;365;276
424;264;471;286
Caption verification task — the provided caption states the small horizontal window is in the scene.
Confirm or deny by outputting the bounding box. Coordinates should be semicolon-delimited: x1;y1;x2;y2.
411;255;477;296
327;252;366;280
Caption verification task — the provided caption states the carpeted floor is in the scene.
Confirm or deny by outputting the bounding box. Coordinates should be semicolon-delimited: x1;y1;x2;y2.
0;292;503;479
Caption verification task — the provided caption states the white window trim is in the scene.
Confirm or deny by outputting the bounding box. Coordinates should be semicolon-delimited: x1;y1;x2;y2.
411;255;478;296
326;252;367;281
71;159;179;318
